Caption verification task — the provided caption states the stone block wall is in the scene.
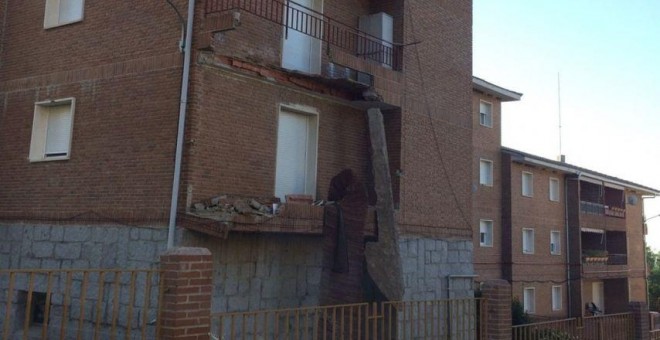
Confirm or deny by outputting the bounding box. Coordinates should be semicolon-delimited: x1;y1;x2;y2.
180;232;324;313
399;237;475;301
0;223;169;339
0;224;169;270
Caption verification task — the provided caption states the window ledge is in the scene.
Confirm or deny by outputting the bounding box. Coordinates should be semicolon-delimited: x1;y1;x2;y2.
29;155;70;163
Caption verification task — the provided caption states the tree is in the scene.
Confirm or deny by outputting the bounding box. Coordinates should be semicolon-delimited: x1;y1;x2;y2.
648;247;660;311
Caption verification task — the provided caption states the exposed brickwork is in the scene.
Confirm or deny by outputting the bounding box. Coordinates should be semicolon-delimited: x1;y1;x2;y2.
481;280;511;340
0;1;187;222
473;92;504;281
160;247;213;340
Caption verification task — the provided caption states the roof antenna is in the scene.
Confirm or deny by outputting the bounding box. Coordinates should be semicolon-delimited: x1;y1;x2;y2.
557;72;565;163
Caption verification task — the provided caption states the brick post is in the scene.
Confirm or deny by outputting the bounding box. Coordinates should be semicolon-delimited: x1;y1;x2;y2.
160;247;213;340
482;280;512;340
630;301;650;340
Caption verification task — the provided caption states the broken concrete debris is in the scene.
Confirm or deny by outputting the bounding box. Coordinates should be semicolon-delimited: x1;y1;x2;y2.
190;194;277;222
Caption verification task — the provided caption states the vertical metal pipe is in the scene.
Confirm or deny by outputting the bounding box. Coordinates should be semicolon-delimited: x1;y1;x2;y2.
167;0;196;249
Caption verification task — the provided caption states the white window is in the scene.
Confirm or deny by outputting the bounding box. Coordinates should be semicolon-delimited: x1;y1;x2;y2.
522;171;534;197
29;98;75;162
522;228;534;254
549;178;560;202
44;0;85;29
550;231;561;255
274;105;318;201
523;287;535;313
552;286;562;311
479;159;493;186
479;220;493;247
479;101;492;127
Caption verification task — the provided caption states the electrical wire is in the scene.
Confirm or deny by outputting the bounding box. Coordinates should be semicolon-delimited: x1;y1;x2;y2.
405;5;473;231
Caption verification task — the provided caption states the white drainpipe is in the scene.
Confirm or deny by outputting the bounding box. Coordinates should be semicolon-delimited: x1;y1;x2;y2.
167;0;195;249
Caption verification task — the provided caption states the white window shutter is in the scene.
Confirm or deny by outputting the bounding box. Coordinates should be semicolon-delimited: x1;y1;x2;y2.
45;105;72;156
59;0;84;23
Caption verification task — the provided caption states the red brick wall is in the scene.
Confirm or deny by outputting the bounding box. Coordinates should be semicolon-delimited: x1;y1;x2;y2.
0;1;186;81
183;64;372;203
396;0;473;238
0;1;186;222
508;162;568;318
472;92;503;281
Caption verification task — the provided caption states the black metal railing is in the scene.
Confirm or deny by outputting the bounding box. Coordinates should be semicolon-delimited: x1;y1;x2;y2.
206;0;402;70
581;201;605;215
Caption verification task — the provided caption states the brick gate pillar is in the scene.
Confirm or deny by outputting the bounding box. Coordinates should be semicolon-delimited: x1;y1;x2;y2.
630;301;650;340
160;247;213;340
482;280;512;340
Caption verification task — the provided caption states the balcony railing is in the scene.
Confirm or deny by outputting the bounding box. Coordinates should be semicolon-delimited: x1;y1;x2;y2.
582;252;627;266
580;201;626;219
205;0;403;70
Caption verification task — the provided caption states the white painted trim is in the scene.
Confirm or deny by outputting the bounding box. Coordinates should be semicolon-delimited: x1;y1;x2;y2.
479;158;494;187
549;177;560;202
551;285;562;311
44;0;85;29
472;77;522;102
522;171;534;197
29;97;75;162
479;219;494;247
550;230;561;255
479;100;493;128
522;228;535;254
275;103;320;200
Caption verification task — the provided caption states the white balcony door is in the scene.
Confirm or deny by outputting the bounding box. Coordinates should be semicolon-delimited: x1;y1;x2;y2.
274;108;318;201
592;282;605;313
281;0;322;74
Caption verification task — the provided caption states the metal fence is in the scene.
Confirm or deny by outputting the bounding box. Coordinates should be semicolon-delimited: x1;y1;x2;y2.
210;298;486;339
205;0;403;70
513;312;634;340
0;269;163;340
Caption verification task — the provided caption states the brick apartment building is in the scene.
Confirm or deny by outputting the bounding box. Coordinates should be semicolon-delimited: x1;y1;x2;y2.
472;77;659;319
0;0;476;330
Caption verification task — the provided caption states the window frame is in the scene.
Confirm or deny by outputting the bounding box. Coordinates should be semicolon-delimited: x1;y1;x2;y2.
522;171;534;197
29;98;76;162
552;285;562;311
522;228;535;254
274;103;319;201
479;159;494;187
550;230;561;255
44;0;85;29
549;177;560;202
479;100;493;128
523;287;536;314
479;219;494;247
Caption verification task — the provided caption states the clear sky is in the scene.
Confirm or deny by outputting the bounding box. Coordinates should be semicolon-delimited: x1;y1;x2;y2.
473;1;660;249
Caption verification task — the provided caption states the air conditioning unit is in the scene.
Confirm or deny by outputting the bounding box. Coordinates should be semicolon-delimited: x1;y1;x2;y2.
323;63;374;87
358;12;394;68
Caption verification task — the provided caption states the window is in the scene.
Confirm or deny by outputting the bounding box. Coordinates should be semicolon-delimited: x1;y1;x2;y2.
479;220;493;247
522;228;534;254
552;286;562;311
549;178;560;201
44;0;84;29
522;171;534;197
479;159;493;186
523;287;536;313
479;101;492;127
550;231;561;255
29;98;75;162
274;105;318;201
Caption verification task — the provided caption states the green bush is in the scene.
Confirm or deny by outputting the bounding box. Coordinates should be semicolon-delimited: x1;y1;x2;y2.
512;298;531;325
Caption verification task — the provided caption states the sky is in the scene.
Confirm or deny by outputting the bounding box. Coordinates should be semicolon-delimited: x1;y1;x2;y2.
472;1;660;249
